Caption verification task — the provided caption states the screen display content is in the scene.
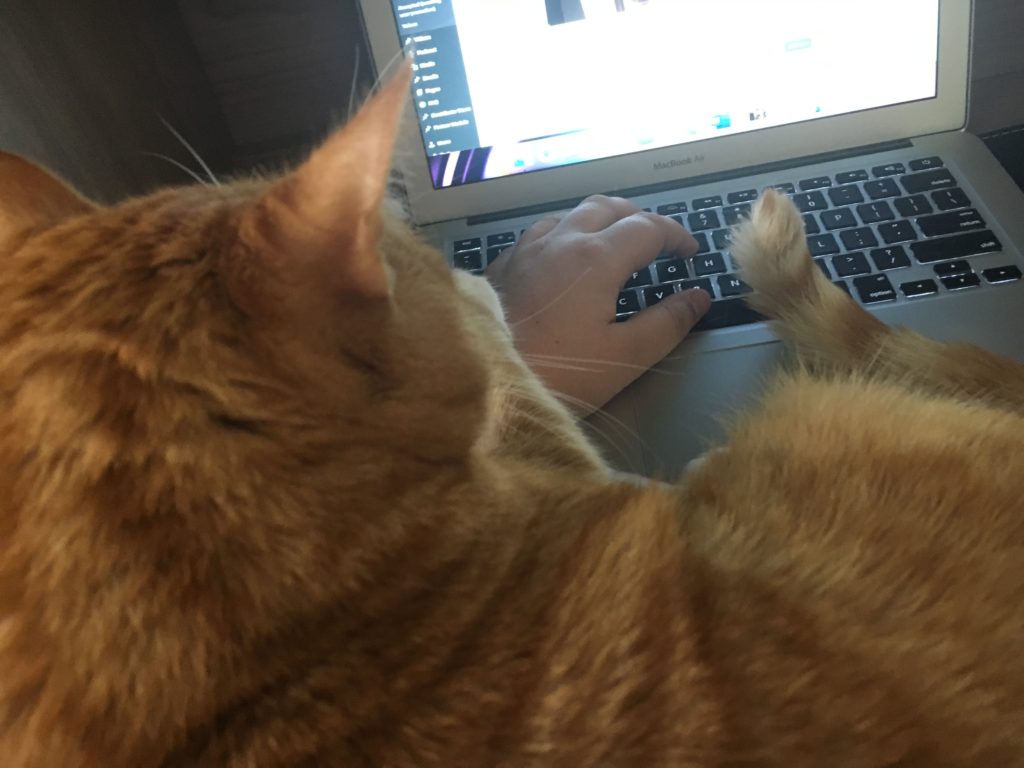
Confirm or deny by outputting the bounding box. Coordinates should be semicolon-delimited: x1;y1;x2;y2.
389;0;941;189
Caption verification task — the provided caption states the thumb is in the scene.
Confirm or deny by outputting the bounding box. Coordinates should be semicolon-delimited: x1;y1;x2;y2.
615;288;711;366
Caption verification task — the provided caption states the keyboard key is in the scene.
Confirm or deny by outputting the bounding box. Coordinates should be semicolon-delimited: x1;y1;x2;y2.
800;176;832;190
982;265;1023;284
615;311;638;323
821;208;858;231
857;201;896;224
692;232;711;254
728;189;759;204
807;234;841;257
894;194;934;218
453;250;483;270
692;298;766;332
864;178;901;199
941;273;982;291
836;169;869;184
487;232;516;247
933;260;972;278
902;169;957;195
643;285;676;307
712;228;732;252
617;290;642;313
828;185;865;207
693;195;723;210
832;252;871;277
803;213;821;235
909;157;944;172
878;220;917;244
834;280;852;295
853;274;897;304
792;191;828;212
694;252;728;276
870;246;911;271
688;210;721;232
625;268;654;288
676;278;714;295
901;279;939;298
657;201;688;215
771;182;797;194
454;237;481;253
931;187;971;211
917;209;987;238
911;230;1002;263
717;273;752;297
872;163;906;177
723;204;752;226
815;258;831;278
655;258;689;282
841;227;879;251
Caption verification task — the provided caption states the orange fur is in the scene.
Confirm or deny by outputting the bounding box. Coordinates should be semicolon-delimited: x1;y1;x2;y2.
1;73;1023;766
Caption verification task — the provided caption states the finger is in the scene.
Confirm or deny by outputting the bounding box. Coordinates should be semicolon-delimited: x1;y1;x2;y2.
484;243;514;282
553;195;639;235
518;215;562;248
599;212;700;280
613;287;711;366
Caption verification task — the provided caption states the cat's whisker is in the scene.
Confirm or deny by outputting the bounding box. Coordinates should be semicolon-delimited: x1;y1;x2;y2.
545;392;652;473
368;46;412;97
520;352;696;378
496;380;652;473
347;46;363;121
518;357;603;374
158;117;220;187
507;268;594;329
142;152;210;187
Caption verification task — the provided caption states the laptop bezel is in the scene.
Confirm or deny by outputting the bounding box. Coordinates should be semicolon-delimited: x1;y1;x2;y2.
359;0;971;226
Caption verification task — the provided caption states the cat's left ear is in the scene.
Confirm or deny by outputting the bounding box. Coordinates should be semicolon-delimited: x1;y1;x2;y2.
240;65;412;301
0;153;95;246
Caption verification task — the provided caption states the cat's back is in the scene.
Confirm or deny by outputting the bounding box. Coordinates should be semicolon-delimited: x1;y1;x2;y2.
677;371;1024;765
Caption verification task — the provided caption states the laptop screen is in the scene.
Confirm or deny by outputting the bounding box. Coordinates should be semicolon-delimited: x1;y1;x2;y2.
390;0;941;190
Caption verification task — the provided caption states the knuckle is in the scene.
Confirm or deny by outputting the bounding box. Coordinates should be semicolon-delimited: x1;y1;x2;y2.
574;235;609;261
581;193;612;208
634;211;663;232
528;215;560;233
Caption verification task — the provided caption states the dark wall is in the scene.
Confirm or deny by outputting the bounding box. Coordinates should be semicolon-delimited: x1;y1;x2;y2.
176;0;371;173
0;0;233;201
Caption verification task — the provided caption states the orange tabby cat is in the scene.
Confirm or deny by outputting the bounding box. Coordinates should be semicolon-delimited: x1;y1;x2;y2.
2;69;1023;767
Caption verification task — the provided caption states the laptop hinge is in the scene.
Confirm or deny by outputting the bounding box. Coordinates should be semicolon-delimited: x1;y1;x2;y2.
466;139;913;227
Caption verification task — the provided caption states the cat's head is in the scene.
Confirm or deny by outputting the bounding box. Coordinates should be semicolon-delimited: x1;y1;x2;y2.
0;68;523;526
0;69;599;763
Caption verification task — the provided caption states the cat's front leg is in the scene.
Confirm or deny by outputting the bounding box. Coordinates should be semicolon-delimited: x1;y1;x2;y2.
730;189;1024;413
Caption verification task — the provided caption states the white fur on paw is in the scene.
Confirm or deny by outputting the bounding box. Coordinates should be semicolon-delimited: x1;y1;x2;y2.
729;188;818;312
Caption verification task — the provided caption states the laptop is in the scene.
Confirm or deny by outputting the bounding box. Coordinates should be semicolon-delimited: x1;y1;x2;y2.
358;0;1024;476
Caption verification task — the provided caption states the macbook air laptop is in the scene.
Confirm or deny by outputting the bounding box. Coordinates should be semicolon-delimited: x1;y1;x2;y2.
358;0;1024;476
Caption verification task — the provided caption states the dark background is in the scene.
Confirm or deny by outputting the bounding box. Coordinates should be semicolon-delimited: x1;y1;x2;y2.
2;0;1022;203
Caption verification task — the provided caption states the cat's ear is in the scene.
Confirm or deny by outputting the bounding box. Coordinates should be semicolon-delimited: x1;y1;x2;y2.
0;153;95;244
240;65;412;301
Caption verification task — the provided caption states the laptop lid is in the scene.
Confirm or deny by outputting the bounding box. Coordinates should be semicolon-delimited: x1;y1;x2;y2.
360;0;971;225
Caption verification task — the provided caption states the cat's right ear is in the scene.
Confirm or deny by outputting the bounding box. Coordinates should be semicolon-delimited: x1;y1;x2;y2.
234;65;412;312
0;153;95;245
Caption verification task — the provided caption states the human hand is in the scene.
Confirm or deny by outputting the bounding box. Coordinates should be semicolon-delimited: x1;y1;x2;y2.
485;195;711;416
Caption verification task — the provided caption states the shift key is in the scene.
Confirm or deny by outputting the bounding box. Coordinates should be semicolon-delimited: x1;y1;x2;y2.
910;230;1002;263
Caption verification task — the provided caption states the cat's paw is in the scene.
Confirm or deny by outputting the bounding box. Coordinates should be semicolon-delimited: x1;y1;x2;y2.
730;188;822;318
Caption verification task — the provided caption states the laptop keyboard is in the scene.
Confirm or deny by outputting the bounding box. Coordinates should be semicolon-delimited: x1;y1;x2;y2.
450;156;1021;332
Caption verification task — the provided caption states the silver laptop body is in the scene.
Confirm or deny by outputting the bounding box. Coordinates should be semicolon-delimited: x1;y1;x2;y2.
359;0;1024;476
